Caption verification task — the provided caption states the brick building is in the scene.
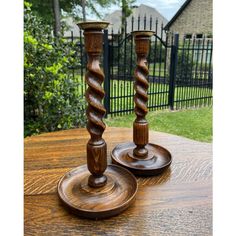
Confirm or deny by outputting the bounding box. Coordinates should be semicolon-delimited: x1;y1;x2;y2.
164;0;213;39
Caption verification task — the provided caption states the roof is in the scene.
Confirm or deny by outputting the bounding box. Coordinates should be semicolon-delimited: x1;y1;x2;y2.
164;0;192;30
63;17;80;37
104;4;168;37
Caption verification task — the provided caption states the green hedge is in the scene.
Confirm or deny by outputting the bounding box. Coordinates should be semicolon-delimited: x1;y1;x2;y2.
24;2;86;137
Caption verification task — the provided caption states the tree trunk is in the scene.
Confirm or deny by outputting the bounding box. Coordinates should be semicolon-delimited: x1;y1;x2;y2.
52;0;61;37
121;0;126;37
81;0;86;21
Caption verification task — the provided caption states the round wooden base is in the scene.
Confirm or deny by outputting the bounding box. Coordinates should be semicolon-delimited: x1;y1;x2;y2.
57;164;138;219
111;142;172;176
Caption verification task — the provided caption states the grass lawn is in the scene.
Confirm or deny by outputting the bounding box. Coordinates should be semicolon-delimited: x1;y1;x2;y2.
108;80;212;113
72;73;212;113
105;107;212;142
148;62;166;76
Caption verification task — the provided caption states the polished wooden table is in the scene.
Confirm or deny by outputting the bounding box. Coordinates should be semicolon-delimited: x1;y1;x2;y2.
24;127;212;236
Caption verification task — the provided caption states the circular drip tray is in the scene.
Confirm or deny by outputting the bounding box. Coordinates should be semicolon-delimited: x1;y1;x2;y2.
111;142;172;176
58;164;138;219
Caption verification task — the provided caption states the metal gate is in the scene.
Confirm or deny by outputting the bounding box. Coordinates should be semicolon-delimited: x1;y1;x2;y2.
103;17;171;116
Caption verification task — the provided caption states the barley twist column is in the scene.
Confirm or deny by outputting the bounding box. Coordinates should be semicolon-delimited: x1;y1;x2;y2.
83;28;107;187
133;33;150;158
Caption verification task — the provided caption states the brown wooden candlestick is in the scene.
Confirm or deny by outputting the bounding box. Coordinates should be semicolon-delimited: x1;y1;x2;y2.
111;31;172;176
57;22;137;219
83;24;107;188
133;32;150;158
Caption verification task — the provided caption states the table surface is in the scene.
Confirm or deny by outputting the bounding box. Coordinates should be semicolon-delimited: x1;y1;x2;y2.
24;127;212;236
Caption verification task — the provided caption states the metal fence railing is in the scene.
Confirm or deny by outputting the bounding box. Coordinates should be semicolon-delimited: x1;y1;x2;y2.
173;36;213;109
65;16;213;116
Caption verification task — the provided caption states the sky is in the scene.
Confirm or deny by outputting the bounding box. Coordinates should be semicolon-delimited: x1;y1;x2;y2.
135;0;186;20
88;0;186;21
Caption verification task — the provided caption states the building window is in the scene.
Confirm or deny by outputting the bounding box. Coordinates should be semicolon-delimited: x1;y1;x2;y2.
185;34;192;39
207;34;213;39
196;34;203;39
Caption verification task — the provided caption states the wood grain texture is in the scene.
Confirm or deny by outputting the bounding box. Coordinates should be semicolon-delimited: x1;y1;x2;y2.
132;32;151;157
24;127;212;235
78;23;108;188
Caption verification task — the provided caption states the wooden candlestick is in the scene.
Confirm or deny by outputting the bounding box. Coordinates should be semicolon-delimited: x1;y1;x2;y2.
133;31;150;158
83;23;108;188
57;22;137;219
111;31;172;176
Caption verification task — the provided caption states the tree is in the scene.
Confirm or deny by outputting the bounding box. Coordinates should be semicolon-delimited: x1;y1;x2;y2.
52;0;61;36
81;0;86;21
121;0;135;36
27;0;116;35
24;2;86;136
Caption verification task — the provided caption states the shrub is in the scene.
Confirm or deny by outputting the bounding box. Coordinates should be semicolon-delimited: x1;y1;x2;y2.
149;42;166;63
24;2;86;137
176;49;193;83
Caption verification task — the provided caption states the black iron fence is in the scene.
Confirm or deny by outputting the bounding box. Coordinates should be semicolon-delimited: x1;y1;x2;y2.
173;35;213;109
65;16;213;116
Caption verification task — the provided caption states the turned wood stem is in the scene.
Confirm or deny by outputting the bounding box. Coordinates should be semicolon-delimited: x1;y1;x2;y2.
79;22;109;188
132;31;154;158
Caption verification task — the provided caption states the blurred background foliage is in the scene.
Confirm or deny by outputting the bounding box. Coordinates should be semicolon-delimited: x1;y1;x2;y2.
24;2;86;137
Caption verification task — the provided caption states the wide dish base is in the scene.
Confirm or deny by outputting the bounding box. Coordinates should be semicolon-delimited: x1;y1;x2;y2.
58;164;138;219
111;142;172;176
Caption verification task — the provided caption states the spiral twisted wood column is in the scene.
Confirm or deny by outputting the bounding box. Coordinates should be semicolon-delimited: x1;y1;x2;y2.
133;33;150;158
57;22;137;219
83;29;107;188
111;31;172;176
